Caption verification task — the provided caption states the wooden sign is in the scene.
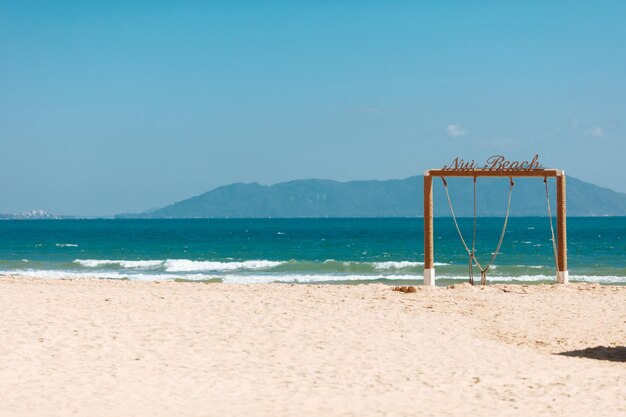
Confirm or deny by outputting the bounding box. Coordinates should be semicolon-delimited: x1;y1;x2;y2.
442;154;542;171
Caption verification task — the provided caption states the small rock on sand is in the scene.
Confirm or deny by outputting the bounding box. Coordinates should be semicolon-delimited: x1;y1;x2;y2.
392;286;416;293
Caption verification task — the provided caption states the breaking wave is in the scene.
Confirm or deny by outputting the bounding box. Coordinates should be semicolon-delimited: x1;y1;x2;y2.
373;261;449;269
163;259;284;272
74;259;163;269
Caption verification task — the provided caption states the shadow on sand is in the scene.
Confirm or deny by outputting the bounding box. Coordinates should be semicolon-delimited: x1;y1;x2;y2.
558;346;626;363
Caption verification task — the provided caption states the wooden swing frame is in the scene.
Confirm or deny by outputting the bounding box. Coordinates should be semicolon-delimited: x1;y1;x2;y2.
423;168;568;286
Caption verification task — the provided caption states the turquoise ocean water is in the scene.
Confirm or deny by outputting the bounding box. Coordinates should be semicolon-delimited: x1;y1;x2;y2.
1;218;625;285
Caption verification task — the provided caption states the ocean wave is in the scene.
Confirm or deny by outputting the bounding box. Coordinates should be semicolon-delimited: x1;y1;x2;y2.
374;261;423;269
67;258;555;274
74;258;286;272
373;261;449;269
163;259;284;272
56;243;78;247
74;259;164;269
1;269;625;284
0;269;219;282
220;274;405;284
435;274;626;284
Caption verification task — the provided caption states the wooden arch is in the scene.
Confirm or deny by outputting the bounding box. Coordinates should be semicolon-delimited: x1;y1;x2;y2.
423;156;567;286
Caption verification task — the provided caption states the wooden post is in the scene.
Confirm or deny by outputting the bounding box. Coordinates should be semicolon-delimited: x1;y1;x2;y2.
423;173;435;285
556;173;568;283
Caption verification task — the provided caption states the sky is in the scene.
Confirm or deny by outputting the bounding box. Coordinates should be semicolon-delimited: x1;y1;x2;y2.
1;1;625;216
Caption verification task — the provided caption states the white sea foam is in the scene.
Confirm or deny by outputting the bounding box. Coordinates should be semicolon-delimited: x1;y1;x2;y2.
221;274;626;284
220;274;412;284
74;259;285;271
56;243;78;247
373;261;449;269
322;259;353;266
2;269;626;284
374;261;422;269
164;259;284;272
437;274;626;284
0;269;218;281
3;270;133;280
74;259;164;269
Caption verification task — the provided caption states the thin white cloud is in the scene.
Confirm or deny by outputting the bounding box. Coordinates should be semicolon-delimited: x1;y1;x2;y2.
585;126;604;138
446;124;468;137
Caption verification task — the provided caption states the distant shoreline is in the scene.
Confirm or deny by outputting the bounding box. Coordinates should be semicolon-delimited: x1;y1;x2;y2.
5;215;626;220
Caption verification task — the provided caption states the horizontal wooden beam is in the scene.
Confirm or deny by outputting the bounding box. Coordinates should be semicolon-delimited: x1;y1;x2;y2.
426;169;562;178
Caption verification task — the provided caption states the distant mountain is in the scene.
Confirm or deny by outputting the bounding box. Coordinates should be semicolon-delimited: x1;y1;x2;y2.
118;176;626;218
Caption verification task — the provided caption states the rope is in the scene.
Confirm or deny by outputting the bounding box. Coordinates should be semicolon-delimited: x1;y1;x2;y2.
544;177;559;274
441;177;476;284
441;176;515;285
479;177;514;284
441;177;473;255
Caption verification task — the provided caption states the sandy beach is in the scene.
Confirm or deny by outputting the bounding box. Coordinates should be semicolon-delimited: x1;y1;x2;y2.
0;276;624;417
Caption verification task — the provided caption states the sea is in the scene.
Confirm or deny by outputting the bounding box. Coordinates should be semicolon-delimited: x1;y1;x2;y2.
1;218;625;285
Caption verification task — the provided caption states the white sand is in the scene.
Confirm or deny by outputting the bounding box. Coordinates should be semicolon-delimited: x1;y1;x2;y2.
0;276;624;417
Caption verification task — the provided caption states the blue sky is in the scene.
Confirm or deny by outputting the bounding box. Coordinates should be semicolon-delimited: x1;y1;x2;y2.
1;1;625;216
